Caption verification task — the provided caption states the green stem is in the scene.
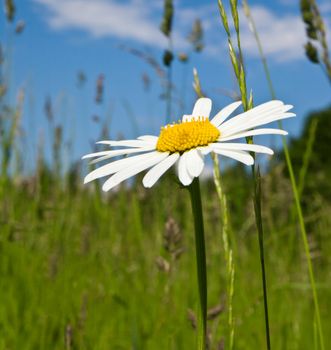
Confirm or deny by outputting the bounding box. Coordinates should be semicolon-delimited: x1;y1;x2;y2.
189;178;207;350
253;168;271;350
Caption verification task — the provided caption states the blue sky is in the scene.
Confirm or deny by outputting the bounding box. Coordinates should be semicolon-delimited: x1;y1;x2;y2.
1;0;331;170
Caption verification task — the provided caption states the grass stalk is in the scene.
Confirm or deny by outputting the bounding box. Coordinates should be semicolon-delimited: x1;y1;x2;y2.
242;2;325;348
298;118;318;197
188;178;207;350
1;90;23;178
212;153;235;350
166;45;173;124
218;1;271;348
160;0;174;124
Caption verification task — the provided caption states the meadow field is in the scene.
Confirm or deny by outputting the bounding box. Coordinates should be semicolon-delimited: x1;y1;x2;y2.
0;0;331;349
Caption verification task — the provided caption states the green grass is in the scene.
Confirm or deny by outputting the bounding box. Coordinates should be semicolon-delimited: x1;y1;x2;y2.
0;168;330;349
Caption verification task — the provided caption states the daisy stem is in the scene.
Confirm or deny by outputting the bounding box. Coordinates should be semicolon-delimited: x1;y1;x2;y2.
188;177;207;350
242;2;325;348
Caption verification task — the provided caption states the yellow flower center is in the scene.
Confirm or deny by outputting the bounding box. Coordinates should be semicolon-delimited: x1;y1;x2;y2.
156;117;220;153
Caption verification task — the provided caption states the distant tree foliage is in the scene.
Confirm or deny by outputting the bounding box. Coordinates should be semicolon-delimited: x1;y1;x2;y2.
285;105;331;200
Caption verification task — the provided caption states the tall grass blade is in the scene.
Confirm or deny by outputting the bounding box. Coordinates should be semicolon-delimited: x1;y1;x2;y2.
298;118;318;197
212;153;235;350
216;2;272;348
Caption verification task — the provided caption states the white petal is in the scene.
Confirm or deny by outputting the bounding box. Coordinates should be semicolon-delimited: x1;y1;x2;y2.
143;153;180;188
219;101;286;132
83;146;154;160
192;98;212;119
82;150;113;159
96;140;154;148
210;101;242;126
186;149;205;177
212;149;254;166
178;153;194;186
221;112;295;136
212;142;273;155
84;151;159;184
182;114;193;122
219;128;288;141
198;145;213;155
102;152;169;191
138;135;158;143
89;146;155;164
220;102;294;136
90;155;115;165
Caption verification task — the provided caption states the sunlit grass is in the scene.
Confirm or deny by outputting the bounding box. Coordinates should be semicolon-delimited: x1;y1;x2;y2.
0;167;330;349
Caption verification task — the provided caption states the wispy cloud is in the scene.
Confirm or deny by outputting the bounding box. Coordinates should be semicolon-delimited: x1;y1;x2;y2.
205;5;330;62
33;0;330;63
238;6;307;62
34;0;168;47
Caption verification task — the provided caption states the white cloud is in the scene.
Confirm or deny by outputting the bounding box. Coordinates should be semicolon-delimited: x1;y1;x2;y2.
34;0;168;47
238;6;307;62
33;0;330;63
205;4;330;62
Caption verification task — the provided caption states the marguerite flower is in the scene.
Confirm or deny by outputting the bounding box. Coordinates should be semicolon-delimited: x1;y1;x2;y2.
83;98;294;191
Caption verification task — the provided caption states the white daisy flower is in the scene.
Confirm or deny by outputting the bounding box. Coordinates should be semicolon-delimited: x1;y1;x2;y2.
83;98;295;191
